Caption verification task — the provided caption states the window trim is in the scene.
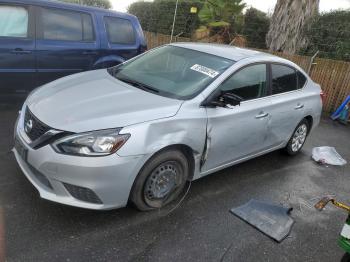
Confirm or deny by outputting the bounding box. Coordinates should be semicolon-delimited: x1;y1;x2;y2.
36;6;96;43
103;16;136;45
0;4;34;40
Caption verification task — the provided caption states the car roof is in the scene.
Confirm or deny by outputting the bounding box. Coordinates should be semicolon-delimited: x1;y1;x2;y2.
171;42;277;62
4;0;136;19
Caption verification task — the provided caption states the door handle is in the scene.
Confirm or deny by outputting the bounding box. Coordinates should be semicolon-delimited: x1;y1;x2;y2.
255;112;269;119
82;50;98;55
11;48;32;54
294;104;304;110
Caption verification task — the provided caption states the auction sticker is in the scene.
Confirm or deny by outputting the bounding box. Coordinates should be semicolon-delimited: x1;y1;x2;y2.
190;64;219;78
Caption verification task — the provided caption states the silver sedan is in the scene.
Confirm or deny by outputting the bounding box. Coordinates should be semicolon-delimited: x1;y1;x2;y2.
13;43;323;210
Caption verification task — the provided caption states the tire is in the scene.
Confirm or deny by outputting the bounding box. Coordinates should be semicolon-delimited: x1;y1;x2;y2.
130;149;189;211
284;119;310;155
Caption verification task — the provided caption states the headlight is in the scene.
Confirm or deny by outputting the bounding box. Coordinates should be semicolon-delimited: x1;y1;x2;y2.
52;129;130;156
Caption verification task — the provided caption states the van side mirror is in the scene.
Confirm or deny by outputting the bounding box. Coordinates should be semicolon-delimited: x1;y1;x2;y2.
203;92;243;108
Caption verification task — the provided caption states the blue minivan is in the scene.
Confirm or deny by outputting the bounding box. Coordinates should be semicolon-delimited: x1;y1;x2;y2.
0;0;147;100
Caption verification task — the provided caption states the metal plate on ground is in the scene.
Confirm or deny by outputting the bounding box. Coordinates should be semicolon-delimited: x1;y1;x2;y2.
230;199;294;243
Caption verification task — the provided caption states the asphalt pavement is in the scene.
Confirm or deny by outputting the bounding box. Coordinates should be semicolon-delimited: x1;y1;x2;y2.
0;106;349;262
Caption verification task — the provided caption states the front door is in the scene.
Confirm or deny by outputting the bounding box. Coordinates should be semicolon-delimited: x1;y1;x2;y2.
35;6;100;86
0;4;35;98
201;63;271;173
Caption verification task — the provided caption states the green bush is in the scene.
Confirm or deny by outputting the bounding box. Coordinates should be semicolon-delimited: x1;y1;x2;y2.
302;10;350;61
128;0;203;38
242;8;270;49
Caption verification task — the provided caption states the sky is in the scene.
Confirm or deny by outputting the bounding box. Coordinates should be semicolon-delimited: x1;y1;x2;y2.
111;0;350;13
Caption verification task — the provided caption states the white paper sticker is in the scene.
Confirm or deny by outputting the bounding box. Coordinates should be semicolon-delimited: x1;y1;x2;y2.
190;64;219;78
341;223;350;239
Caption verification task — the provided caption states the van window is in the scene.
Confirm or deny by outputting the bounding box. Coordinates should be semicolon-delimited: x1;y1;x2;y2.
0;5;28;38
40;8;94;42
218;64;267;100
104;17;135;45
271;64;297;94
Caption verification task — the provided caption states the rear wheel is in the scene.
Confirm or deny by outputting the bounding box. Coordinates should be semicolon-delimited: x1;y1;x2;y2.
284;119;309;155
130;150;189;211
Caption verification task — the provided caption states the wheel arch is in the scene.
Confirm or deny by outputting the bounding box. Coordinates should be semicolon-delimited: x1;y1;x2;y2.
304;115;313;134
142;144;196;180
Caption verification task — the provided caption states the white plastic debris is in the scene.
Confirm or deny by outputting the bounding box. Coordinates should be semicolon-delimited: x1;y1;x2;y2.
312;146;347;166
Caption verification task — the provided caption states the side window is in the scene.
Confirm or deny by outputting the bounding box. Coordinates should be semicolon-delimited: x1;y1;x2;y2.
40;8;94;42
0;5;28;38
82;13;94;41
104;17;135;45
271;64;297;94
297;71;307;89
219;64;267;101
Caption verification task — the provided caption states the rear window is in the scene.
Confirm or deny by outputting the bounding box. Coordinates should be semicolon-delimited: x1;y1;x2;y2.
271;64;298;94
39;8;94;42
0;5;28;38
104;17;135;45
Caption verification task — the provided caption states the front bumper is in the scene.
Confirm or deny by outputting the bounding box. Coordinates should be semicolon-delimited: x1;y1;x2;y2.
13;110;147;210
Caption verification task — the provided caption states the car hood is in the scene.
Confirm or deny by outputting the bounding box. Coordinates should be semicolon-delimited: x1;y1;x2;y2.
26;69;183;133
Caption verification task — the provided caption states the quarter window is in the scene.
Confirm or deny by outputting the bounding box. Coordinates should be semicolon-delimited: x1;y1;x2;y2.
40;8;94;41
218;64;267;100
297;71;307;89
0;5;28;38
104;17;135;44
271;64;297;94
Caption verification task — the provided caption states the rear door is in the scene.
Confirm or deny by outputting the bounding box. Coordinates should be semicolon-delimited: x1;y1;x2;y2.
0;3;35;97
265;63;306;147
35;6;100;86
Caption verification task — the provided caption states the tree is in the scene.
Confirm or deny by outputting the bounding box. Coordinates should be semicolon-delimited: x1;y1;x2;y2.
242;8;270;49
128;1;203;37
61;0;111;9
198;0;246;42
266;0;319;54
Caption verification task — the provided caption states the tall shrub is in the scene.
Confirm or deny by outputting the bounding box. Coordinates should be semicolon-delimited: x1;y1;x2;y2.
302;10;350;61
128;0;203;38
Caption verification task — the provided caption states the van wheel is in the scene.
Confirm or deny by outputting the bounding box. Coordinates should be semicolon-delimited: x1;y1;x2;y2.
130;150;189;211
284;119;309;155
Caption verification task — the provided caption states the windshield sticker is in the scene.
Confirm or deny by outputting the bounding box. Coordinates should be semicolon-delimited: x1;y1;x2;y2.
190;64;219;78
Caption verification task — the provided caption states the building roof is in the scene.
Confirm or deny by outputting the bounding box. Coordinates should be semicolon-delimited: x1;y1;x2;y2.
171;42;275;61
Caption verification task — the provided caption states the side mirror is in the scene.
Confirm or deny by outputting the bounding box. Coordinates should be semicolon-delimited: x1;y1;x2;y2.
220;92;242;107
202;92;243;108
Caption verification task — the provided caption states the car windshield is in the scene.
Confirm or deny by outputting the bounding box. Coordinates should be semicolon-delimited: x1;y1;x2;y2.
109;45;234;99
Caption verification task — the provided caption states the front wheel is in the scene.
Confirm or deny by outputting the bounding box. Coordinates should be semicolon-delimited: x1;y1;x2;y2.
130;150;189;211
284;119;309;155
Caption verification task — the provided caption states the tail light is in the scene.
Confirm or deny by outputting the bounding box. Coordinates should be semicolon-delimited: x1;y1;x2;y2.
320;90;326;104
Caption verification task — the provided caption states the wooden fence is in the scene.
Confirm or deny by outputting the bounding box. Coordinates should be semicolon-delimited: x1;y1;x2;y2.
143;31;350;113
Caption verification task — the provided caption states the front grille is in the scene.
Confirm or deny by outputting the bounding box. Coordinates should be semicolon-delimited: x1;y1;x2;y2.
63;183;103;204
24;107;51;141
